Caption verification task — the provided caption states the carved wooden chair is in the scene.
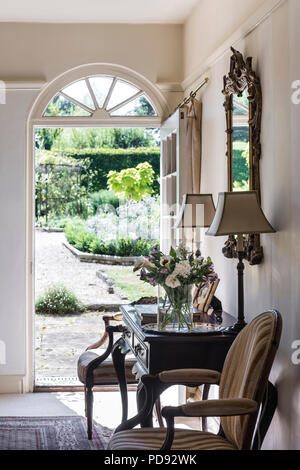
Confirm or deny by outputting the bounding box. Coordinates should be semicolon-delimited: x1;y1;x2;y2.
77;313;137;439
108;310;282;450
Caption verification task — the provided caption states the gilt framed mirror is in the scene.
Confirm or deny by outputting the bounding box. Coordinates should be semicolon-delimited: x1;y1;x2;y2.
222;47;263;265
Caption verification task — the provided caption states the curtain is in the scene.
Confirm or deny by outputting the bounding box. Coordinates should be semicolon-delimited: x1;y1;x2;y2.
184;98;202;194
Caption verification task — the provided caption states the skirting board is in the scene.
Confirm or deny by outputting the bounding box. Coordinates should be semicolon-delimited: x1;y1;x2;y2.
0;376;25;394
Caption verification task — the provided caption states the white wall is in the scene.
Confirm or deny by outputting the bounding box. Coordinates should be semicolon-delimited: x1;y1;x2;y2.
0;89;39;383
184;0;300;450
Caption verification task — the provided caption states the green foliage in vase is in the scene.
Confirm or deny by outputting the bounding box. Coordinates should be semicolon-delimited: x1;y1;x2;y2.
134;245;218;288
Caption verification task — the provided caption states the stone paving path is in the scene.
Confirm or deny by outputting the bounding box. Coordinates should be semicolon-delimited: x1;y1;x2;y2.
35;230;123;307
34;230;124;383
35;311;123;383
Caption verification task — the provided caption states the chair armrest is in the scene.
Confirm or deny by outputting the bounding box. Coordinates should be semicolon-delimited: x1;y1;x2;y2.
163;398;258;419
86;313;123;351
113;370;220;435
84;325;125;386
160;398;258;451
158;368;221;386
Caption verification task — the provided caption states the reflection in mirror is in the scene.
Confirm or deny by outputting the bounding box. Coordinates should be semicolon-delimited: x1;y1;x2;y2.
222;47;263;265
232;90;250;191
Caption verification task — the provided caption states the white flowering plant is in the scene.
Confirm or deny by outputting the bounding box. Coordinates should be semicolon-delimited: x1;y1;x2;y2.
35;284;83;315
133;245;218;330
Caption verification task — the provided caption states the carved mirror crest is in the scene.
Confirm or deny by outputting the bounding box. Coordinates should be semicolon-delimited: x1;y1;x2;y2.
222;47;263;265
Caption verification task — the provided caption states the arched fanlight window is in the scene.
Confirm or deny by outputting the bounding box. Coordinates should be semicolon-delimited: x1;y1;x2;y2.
43;75;157;118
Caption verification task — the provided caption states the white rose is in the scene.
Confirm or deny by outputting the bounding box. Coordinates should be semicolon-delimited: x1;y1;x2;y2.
173;260;191;278
165;274;181;288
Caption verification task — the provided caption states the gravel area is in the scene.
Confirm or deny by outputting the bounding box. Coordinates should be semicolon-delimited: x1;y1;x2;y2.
35;230;123;307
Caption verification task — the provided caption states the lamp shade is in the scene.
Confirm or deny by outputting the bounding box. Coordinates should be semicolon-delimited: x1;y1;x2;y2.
206;191;276;236
174;194;216;228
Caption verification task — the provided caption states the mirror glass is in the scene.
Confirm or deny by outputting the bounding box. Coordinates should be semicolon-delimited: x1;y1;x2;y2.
232;90;250;191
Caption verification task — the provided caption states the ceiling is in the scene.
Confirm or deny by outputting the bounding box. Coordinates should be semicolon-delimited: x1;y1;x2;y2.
0;0;201;23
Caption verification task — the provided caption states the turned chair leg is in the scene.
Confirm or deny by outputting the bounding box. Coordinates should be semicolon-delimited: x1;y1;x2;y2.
86;385;94;440
154;398;164;428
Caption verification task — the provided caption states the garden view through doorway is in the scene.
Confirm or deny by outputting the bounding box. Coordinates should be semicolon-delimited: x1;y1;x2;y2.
34;126;160;387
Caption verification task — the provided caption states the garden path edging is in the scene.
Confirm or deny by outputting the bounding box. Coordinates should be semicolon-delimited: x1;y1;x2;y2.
62;238;138;266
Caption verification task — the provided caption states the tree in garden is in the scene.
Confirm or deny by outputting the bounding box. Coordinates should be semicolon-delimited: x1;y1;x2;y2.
35;163;89;223
232;142;250;191
35;128;63;150
134;96;156;116
38;127;158;151
107;162;154;201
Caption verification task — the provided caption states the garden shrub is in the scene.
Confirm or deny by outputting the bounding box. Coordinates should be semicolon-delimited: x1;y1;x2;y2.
65;219;158;257
35;284;83;314
36;215;86;230
65;221;95;252
107;162;154;202
89;190;120;214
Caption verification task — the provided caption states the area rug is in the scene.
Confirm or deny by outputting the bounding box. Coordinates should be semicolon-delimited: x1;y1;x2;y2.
0;416;113;450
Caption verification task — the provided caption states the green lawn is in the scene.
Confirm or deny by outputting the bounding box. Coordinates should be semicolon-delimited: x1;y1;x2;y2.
105;266;157;302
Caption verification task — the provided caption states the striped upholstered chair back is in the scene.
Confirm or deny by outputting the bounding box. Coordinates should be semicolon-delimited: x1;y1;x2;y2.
219;310;282;449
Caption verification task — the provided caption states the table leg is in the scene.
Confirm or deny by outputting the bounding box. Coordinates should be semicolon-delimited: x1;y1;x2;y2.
112;337;130;423
137;380;169;428
137;381;153;427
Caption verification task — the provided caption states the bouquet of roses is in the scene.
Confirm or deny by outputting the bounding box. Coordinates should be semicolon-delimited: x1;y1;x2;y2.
133;244;218;289
134;245;218;330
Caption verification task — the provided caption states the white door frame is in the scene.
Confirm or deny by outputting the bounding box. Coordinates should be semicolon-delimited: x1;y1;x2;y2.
25;63;168;391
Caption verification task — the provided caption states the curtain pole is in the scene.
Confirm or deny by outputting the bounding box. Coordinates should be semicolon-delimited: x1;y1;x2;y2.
172;77;209;115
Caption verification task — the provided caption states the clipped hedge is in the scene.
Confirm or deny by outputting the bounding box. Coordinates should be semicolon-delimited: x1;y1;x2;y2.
61;147;160;193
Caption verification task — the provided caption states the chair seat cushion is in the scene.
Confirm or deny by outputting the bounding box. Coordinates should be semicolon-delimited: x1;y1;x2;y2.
77;351;137;385
108;428;237;451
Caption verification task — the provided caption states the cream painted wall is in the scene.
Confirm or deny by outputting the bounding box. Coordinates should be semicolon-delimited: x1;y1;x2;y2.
183;0;300;450
0;23;183;85
0;89;39;381
184;0;267;78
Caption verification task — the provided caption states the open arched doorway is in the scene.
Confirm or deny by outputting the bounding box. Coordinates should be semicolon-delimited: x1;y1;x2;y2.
25;63;168;391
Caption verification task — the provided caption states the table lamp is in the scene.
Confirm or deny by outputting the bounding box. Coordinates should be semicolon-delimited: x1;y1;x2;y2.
206;191;276;333
174;194;216;252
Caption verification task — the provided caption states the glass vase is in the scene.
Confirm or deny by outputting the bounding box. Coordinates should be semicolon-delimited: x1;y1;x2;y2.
157;284;194;332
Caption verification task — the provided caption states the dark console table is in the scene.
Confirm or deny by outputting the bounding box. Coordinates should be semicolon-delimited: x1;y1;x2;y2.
111;304;237;429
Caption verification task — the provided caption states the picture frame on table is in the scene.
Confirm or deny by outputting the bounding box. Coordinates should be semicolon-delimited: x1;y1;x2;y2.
193;279;220;313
